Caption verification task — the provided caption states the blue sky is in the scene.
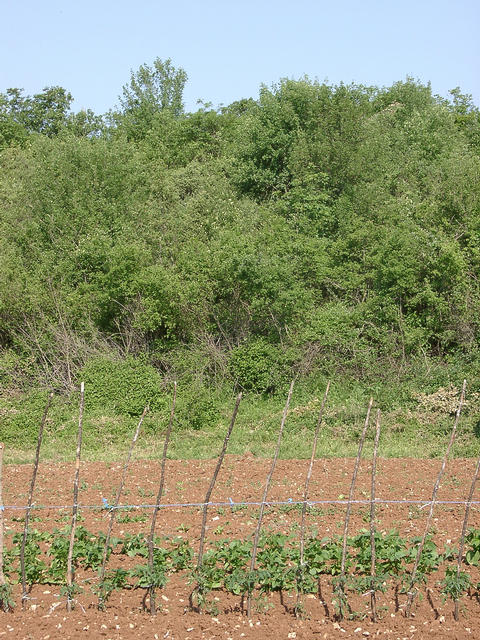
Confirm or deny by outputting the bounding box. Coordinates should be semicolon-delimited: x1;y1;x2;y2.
1;0;479;113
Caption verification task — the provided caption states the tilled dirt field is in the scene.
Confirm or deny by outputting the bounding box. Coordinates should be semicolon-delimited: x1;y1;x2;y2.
1;455;479;639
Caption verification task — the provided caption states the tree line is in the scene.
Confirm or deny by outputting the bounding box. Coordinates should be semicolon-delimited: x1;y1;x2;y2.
1;58;479;396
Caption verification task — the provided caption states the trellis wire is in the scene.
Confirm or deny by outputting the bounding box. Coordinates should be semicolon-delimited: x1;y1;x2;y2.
2;497;478;512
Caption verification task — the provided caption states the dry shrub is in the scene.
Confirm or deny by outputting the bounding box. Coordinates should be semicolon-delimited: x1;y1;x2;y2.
413;385;479;418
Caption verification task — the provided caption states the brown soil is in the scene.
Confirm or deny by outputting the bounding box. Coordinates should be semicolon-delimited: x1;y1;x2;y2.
1;456;479;639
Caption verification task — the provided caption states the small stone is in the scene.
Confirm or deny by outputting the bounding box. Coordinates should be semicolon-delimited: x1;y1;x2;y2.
161;594;169;601
439;616;445;623
354;629;362;634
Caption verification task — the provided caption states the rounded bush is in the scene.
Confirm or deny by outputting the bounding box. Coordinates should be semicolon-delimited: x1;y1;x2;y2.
229;338;282;393
79;356;165;416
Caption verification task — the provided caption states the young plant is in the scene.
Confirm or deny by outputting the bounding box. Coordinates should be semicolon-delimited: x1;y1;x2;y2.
440;567;471;613
465;529;480;566
0;583;14;612
406;536;443;586
189;548;223;612
352;529;408;578
121;533;149;557
60;581;83;603
256;533;296;595
168;537;194;571
13;531;48;585
129;545;172;611
95;568;129;610
332;575;350;620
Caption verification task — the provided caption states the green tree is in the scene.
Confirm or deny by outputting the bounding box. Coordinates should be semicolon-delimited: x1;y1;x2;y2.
115;57;187;139
0;86;73;148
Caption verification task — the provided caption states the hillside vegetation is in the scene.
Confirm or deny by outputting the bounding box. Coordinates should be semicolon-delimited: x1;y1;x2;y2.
1;60;479;459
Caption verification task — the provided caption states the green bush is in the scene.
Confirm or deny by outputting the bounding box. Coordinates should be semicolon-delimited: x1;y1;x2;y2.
0;349;35;388
175;383;221;431
0;389;56;445
79;357;165;416
229;338;283;393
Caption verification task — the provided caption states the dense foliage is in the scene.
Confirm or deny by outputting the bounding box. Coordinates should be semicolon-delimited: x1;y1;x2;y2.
1;59;480;413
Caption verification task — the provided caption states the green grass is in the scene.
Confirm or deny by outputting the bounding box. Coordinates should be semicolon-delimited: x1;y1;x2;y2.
1;371;479;463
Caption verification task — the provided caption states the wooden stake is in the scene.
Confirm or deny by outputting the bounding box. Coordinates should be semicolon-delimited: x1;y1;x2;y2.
295;382;330;617
190;393;242;611
405;380;466;618
148;382;177;615
454;455;480;621
66;382;85;612
98;404;149;609
197;393;242;568
247;380;295;619
369;410;381;623
336;397;373;621
20;391;53;607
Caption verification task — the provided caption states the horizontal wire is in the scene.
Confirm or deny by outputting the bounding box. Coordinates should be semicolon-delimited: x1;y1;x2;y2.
1;498;479;511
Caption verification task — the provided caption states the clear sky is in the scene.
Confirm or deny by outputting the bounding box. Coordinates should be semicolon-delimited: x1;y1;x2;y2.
1;0;479;114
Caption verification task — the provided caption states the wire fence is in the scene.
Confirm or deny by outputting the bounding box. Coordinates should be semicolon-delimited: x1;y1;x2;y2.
1;497;480;512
